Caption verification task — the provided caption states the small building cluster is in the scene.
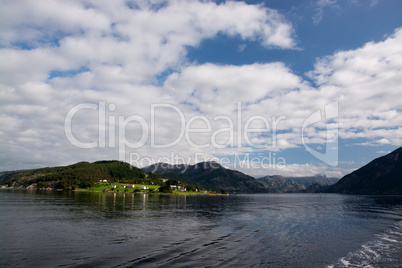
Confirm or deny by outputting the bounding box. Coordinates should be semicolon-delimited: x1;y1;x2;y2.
170;185;186;192
106;184;189;192
108;184;151;190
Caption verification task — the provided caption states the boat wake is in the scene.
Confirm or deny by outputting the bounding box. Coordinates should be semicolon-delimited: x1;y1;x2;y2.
328;221;402;268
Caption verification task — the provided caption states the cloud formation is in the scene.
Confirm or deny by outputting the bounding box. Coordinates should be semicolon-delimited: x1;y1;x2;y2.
312;0;338;24
0;0;401;178
0;0;297;169
308;28;402;146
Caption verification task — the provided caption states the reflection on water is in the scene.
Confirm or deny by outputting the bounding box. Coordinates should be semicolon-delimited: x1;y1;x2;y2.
0;190;401;267
64;191;231;222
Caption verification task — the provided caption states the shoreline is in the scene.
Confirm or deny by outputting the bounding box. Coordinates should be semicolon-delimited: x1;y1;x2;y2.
0;187;229;196
75;189;229;196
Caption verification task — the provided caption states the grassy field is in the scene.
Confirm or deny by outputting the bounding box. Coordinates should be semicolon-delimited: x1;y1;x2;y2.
75;183;160;193
75;183;228;195
172;191;221;195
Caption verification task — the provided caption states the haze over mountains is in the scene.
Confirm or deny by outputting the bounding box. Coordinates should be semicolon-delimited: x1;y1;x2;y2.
256;174;341;193
287;175;339;188
143;162;339;193
256;175;306;193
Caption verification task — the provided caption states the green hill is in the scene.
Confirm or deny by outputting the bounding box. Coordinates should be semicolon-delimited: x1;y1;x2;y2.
1;161;146;190
0;161;212;193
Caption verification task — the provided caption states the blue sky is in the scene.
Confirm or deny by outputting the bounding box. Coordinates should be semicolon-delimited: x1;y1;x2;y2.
188;0;402;74
0;0;401;178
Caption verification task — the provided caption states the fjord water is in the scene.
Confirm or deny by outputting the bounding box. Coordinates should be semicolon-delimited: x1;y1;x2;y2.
1;191;401;267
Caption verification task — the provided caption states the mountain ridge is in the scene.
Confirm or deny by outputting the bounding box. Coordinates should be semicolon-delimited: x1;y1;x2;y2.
328;147;402;194
256;175;306;193
144;161;269;193
2;148;401;194
287;174;339;188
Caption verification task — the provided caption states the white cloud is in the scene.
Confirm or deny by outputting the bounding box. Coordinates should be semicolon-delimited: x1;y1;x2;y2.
155;26;402;174
164;62;306;115
0;0;298;171
377;150;390;155
308;27;402;146
0;0;297;85
312;0;338;25
233;160;345;178
238;44;247;52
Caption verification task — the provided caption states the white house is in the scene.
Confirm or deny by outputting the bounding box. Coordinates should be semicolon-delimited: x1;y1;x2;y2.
140;185;149;190
99;179;108;183
178;186;186;192
170;185;186;191
110;185;116;188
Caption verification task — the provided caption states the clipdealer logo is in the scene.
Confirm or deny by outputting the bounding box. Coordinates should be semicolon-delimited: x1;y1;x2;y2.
64;101;338;168
302;100;339;167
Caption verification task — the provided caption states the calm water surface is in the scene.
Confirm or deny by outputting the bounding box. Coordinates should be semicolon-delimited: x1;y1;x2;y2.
0;190;401;267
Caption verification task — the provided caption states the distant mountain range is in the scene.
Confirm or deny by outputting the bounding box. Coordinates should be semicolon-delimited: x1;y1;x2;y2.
256;175;306;193
287;175;339;188
143;161;269;193
2;147;401;194
255;174;340;193
144;148;402;194
143;162;340;193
